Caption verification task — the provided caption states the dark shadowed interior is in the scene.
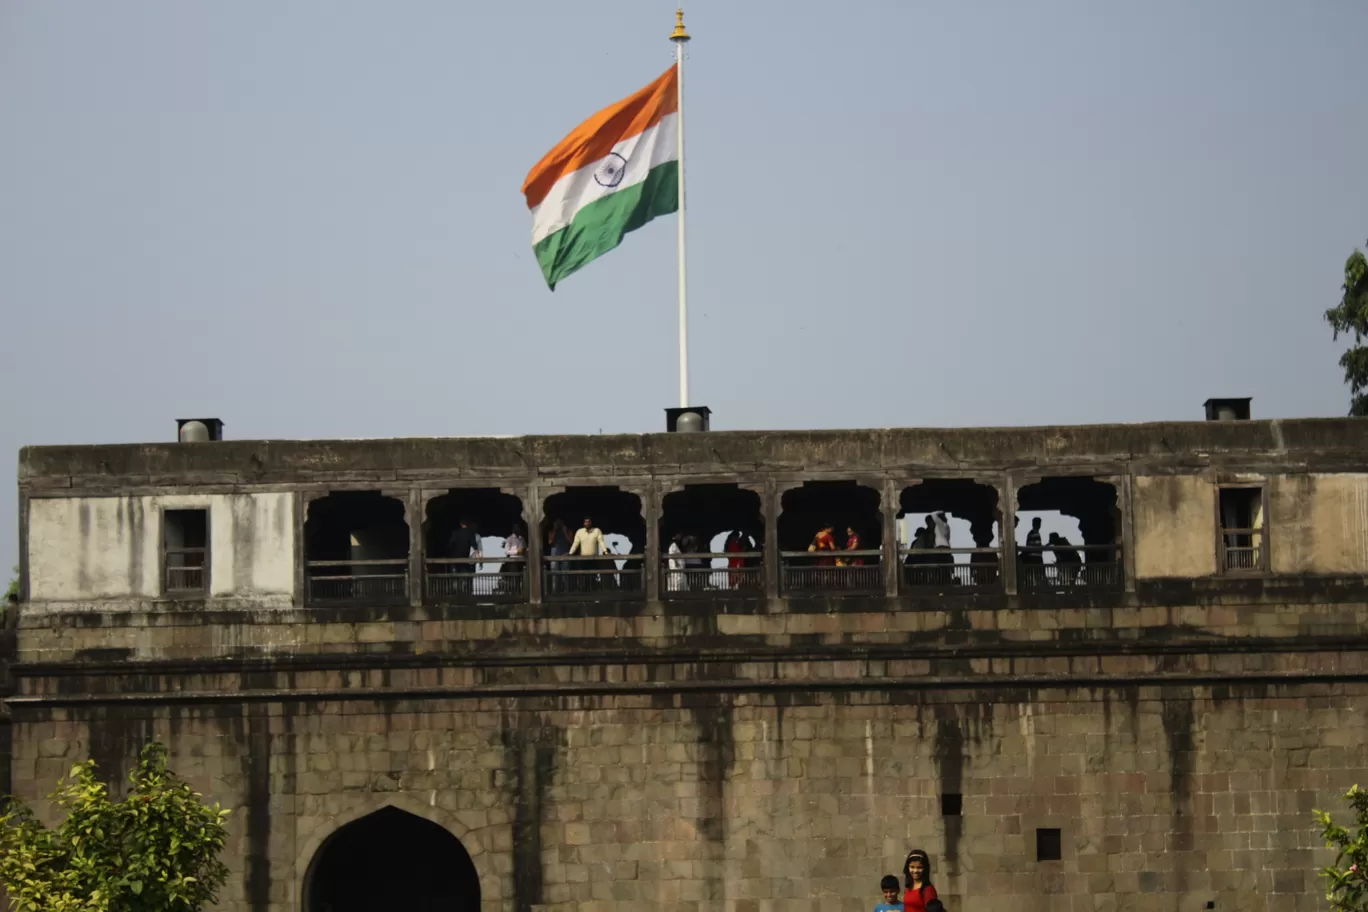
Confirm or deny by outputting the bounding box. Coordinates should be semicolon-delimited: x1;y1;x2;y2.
424;488;525;555
660;484;763;547
777;481;882;551
306;807;480;912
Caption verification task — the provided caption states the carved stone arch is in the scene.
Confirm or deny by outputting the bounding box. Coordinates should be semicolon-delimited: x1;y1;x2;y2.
294;792;500;912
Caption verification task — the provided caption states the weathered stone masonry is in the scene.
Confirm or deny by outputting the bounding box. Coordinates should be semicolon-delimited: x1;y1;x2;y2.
6;419;1368;912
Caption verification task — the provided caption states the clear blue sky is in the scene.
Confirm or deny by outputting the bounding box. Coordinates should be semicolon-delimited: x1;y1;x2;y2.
2;1;1366;569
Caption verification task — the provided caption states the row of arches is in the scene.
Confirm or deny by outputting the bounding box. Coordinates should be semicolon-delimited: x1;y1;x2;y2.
302;478;1121;601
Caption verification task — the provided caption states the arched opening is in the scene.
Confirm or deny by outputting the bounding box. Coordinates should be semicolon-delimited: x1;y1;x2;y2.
423;489;527;602
305;806;479;912
897;479;1002;591
1015;477;1122;590
541;487;645;597
778;481;882;593
304;492;409;604
659;484;764;596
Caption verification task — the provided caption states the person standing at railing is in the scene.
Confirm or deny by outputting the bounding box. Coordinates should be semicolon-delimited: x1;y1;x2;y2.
725;531;745;588
905;520;932;567
546;519;572;594
570;516;609;590
1049;532;1082;585
501;523;526;594
681;532;707;591
931;512;951;548
447;518;481;595
839;526;864;566
929;513;954;584
667;533;685;591
1020;516;1044;567
809;524;838;587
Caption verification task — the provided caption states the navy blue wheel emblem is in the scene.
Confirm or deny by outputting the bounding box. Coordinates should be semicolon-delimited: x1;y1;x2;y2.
593;152;628;188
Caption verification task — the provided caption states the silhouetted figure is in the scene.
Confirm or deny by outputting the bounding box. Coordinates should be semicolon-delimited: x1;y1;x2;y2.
547;519;572;594
923;514;953;585
447;518;481;594
1049;532;1083;585
1023;517;1043;560
969;521;999;587
620;538;642;592
682;533;706;591
904;519;934;586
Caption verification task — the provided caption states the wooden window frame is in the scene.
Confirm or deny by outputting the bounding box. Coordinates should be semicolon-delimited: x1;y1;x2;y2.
161;507;211;597
1214;483;1269;575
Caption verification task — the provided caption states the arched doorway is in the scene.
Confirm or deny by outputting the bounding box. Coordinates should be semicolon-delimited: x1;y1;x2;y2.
305;807;480;912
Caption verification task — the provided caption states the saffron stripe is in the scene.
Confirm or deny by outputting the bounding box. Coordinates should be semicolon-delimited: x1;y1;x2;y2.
529;113;677;246
521;66;677;210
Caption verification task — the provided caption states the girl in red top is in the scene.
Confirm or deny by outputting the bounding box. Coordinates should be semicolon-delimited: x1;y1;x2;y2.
902;849;938;912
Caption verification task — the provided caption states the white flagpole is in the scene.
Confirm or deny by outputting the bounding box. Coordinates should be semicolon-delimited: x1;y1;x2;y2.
671;9;691;409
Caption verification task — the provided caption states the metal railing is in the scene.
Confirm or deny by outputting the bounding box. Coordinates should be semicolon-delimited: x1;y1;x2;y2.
780;549;883;593
1017;545;1122;590
901;547;1001;590
164;547;207;593
663;552;764;597
306;558;409;603
425;557;526;601
543;554;643;598
1221;530;1263;571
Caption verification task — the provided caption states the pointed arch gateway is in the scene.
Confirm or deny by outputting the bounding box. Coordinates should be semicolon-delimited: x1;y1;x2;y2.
303;806;480;912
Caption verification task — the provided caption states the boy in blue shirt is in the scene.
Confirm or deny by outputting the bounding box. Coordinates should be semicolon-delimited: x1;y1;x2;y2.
875;875;904;912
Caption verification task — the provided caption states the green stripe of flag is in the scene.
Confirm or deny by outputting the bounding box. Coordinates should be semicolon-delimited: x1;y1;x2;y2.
533;160;679;290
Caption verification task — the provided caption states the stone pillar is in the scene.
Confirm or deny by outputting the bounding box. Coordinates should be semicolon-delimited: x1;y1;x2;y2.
764;481;781;597
526;482;543;604
293;491;308;606
883;477;900;597
643;482;661;601
1111;474;1136;592
1001;476;1021;596
406;489;423;609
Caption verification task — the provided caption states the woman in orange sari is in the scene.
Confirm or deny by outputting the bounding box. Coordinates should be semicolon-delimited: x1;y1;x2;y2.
841;526;864;566
810;524;838;566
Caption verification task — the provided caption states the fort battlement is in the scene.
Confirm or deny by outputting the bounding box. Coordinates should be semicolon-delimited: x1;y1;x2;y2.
7;417;1368;911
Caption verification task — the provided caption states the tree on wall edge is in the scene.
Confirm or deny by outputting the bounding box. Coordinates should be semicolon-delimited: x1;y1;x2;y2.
1315;784;1368;912
1326;243;1368;416
0;742;231;912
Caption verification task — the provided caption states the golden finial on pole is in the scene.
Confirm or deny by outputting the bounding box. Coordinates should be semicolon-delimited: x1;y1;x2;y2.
670;8;690;42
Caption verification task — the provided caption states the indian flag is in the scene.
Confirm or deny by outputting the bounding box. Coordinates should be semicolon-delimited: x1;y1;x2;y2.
522;66;679;290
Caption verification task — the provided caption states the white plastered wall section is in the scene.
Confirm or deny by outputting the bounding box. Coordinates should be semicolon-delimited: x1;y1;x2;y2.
26;493;295;600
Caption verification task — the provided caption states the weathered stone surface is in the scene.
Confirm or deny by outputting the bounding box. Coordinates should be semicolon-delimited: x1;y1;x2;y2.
8;419;1368;911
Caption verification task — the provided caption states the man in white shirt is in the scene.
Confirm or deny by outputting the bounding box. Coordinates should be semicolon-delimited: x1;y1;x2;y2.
570;517;608;556
570;516;610;591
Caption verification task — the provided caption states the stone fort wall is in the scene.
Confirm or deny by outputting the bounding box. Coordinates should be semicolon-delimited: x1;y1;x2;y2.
11;419;1368;912
8;594;1368;912
8;678;1365;912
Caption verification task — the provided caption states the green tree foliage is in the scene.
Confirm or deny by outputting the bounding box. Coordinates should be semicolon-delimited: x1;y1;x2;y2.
1325;244;1368;416
1315;785;1368;912
0;743;230;912
5;566;17;603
